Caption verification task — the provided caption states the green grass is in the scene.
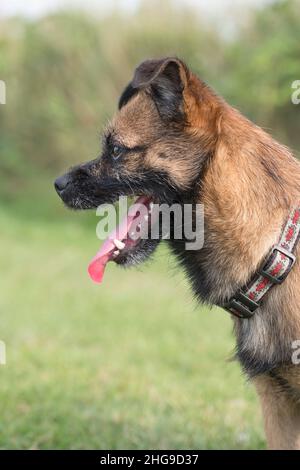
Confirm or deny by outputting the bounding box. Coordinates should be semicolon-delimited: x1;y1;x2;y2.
0;201;265;449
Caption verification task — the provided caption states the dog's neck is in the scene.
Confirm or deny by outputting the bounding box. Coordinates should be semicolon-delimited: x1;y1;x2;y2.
201;107;299;301
170;104;300;376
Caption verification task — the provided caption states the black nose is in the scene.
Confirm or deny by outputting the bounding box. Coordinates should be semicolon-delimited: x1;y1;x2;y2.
54;173;71;194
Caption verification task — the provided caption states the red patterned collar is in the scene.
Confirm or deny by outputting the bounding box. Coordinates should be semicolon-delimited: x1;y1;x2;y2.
223;206;300;319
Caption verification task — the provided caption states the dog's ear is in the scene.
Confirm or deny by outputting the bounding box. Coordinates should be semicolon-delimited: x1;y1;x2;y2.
131;57;189;123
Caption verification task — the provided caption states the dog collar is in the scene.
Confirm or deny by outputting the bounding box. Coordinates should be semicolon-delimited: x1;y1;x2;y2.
222;206;300;319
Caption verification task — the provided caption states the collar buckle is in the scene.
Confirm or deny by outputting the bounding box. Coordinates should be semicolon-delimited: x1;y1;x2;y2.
224;291;259;319
259;244;296;284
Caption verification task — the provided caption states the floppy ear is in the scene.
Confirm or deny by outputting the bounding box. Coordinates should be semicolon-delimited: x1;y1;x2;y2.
131;57;189;123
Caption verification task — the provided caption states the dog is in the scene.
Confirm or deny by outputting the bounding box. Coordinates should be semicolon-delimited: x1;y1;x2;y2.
55;57;300;449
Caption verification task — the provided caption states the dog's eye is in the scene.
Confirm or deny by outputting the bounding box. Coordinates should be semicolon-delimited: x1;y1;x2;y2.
112;145;123;160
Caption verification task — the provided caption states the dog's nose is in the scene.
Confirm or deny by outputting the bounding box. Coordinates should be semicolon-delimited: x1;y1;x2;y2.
54;173;70;194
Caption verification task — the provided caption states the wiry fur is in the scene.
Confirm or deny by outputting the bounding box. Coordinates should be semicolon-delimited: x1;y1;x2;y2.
55;57;300;449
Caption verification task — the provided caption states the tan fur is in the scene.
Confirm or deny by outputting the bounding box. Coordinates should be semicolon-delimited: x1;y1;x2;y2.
254;374;300;449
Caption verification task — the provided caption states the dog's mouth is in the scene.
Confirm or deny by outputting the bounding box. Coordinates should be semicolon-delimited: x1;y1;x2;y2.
88;195;160;283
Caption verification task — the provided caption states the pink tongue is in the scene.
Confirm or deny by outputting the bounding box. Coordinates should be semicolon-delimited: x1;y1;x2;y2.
88;196;149;283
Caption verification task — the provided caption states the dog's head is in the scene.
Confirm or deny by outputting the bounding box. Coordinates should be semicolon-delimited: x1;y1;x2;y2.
55;57;220;280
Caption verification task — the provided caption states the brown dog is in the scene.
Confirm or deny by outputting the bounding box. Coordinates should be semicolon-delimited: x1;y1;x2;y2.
55;57;300;449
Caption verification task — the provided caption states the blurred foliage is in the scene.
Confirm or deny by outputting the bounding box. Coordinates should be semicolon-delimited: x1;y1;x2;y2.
224;0;300;151
0;0;299;197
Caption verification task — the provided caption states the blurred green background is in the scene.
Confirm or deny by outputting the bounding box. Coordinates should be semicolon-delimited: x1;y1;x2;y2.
0;0;299;449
